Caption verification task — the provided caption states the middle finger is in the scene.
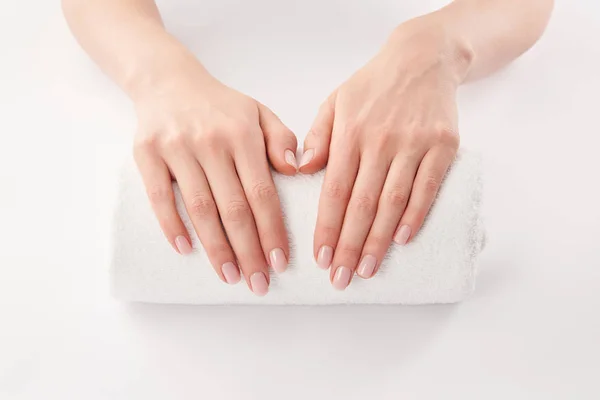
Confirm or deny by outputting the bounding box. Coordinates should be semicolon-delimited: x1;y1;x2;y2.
200;148;270;296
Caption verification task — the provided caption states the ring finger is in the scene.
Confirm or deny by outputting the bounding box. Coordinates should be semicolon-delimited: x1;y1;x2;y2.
163;150;241;285
199;149;271;296
329;154;390;289
358;153;420;279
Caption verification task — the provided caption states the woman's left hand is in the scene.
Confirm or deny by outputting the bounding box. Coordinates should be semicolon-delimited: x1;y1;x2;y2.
299;20;471;290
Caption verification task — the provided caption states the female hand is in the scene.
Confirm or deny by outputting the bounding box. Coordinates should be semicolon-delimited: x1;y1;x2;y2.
299;20;472;289
133;60;298;296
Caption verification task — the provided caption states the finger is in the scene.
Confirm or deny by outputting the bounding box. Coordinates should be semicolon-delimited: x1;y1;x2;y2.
163;150;241;285
200;149;270;296
299;91;337;173
257;102;298;175
313;128;359;271
134;145;192;255
395;146;455;245
329;156;390;290
233;131;290;275
358;153;420;279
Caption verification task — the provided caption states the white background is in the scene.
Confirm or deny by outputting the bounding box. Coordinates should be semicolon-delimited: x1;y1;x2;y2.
1;0;599;398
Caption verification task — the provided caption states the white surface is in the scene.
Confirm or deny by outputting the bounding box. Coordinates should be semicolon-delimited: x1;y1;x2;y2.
1;0;599;398
112;152;483;305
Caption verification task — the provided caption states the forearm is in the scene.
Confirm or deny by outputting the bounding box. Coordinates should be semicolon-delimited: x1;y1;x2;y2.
62;0;207;99
389;0;554;83
443;0;554;80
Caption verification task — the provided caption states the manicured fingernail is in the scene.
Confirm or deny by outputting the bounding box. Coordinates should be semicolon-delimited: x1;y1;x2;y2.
317;245;333;269
175;236;192;255
269;248;288;273
394;225;412;245
221;262;241;284
332;266;352;290
284;149;297;169
299;148;314;168
357;255;377;279
250;272;269;296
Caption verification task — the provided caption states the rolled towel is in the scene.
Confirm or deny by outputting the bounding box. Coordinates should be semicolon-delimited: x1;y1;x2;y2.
110;150;485;305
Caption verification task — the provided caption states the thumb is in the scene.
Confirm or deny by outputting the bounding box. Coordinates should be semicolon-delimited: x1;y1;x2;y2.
299;90;336;174
258;102;299;175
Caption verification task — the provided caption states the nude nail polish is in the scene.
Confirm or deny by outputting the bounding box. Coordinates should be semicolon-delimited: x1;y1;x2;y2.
332;266;352;290
317;245;333;269
284;149;297;169
357;255;377;278
221;262;241;284
269;248;288;273
299;148;314;168
175;236;192;255
250;272;269;296
394;225;412;245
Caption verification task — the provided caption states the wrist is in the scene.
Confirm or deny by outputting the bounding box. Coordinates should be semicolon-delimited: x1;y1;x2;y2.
385;12;475;85
121;32;213;102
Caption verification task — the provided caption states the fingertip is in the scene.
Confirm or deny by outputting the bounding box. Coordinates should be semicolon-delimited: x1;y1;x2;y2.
331;265;353;290
299;148;314;168
249;271;269;296
284;149;298;169
174;235;193;255
269;247;288;273
356;254;377;279
221;261;241;285
298;147;328;174
393;224;412;246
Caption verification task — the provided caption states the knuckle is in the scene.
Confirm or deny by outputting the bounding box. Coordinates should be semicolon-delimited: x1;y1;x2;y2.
373;130;395;151
405;128;427;149
161;131;187;151
435;125;460;149
133;134;158;153
206;242;231;258
385;186;410;208
248;180;278;204
317;225;339;243
147;186;172;205
228;121;253;136
188;193;216;218
324;180;350;201
338;121;360;139
196;127;223;149
224;200;252;223
348;194;377;218
366;233;389;247
207;118;251;140
337;243;362;260
423;175;441;193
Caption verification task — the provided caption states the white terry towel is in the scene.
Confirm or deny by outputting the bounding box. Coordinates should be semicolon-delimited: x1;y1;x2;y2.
110;150;485;305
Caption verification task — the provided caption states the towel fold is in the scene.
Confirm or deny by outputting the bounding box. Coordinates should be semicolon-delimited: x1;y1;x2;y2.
110;150;484;305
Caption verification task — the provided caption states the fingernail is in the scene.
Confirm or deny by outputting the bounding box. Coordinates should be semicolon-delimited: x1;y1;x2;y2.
221;262;241;284
269;248;288;273
284;149;297;169
332;266;352;290
317;245;333;269
299;148;314;168
357;255;377;279
250;272;269;296
175;236;192;255
394;225;412;245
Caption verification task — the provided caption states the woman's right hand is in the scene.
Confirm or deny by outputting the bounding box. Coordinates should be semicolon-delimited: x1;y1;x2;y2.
132;59;298;296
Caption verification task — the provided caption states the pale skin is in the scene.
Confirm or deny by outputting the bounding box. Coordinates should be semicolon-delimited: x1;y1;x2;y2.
63;0;553;295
